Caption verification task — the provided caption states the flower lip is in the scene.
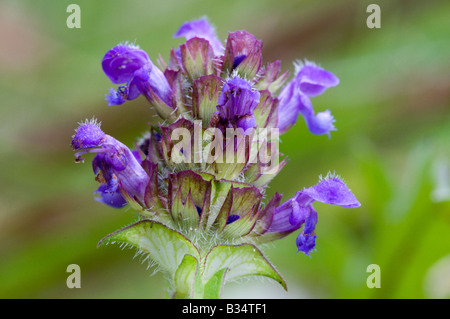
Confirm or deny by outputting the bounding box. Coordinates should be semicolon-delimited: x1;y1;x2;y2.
277;62;339;136
301;177;361;208
71;120;105;151
94;183;127;208
173;17;224;55
217;77;260;118
295;63;340;97
102;44;152;85
303;109;336;137
296;232;317;257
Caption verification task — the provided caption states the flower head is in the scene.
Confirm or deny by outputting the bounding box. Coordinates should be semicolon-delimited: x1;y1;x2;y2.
73;17;361;299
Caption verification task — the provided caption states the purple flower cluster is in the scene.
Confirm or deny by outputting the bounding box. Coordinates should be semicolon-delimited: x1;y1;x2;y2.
72;18;360;256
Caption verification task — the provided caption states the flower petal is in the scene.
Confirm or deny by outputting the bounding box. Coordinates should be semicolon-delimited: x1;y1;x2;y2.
105;87;126;106
297;63;339;97
296;232;317;257
174;18;224;55
102;44;151;85
94;184;127;208
71;119;105;150
302;177;361;208
302;109;336;137
217;77;260;124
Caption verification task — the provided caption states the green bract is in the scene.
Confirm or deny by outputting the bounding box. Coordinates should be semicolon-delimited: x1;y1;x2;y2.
98;221;286;298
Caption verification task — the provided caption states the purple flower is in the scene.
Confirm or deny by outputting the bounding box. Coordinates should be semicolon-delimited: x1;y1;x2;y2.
216;77;260;131
174;17;224;55
102;43;172;106
71;119;149;206
102;44;151;84
278;62;339;136
267;176;360;256
94;184;127;208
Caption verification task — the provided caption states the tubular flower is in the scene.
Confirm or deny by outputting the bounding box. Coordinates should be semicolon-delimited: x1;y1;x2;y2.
72;119;149;206
278;62;340;136
102;43;172;106
71;18;360;298
215;76;260;131
266;176;360;256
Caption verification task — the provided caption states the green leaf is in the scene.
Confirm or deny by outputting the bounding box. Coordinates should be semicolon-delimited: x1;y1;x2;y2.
173;254;199;299
203;268;228;299
98;220;199;274
203;244;287;291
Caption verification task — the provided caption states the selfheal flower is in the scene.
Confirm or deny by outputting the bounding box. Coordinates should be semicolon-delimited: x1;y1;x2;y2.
94;183;127;208
93;149;144;208
216;77;260;131
102;43;172;106
267;176;360;256
71;119;149;206
102;43;151;84
174;17;224;56
278;62;339;136
72;18;361;298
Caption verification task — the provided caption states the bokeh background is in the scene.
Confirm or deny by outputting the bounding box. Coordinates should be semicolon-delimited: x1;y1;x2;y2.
0;0;449;299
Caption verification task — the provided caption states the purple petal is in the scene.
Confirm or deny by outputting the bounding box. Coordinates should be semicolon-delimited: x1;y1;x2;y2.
277;81;300;132
302;177;361;208
278;63;339;135
174;18;224;55
278;82;336;136
94;184;127;208
73;122;149;204
71;120;105;150
296;232;317;257
226;214;240;224
236;114;256;131
267;198;305;233
102;44;151;85
302;206;318;234
266;176;360;256
217;77;260;118
288;200;310;227
145;64;173;107
297;64;339;97
105;87;126;106
302;109;336;137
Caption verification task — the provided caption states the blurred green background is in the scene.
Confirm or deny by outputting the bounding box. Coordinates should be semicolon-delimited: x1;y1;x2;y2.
0;0;449;299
